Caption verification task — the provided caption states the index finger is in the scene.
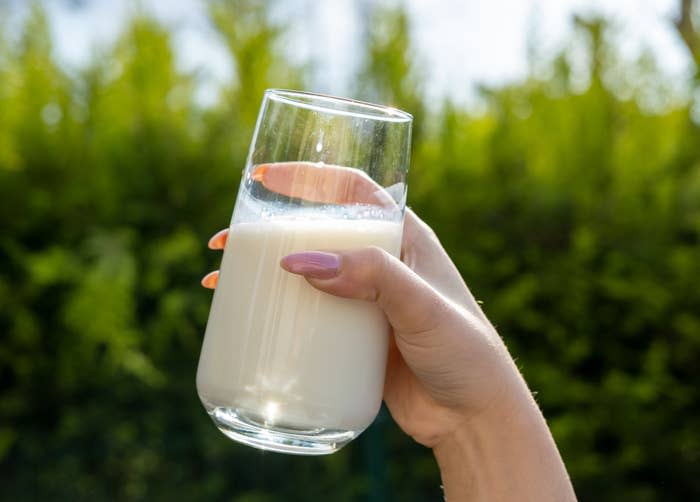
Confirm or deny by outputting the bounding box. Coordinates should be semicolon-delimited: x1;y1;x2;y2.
250;162;402;209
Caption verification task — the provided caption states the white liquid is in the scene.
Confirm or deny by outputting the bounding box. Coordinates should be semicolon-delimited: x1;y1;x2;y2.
197;218;403;432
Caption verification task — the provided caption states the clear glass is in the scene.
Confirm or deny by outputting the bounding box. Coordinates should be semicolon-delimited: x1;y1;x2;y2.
196;89;412;455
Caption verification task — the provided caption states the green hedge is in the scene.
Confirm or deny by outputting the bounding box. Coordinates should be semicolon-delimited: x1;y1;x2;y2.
1;3;698;500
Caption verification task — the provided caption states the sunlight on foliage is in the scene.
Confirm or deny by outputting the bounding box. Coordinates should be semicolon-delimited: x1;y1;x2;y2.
0;1;699;500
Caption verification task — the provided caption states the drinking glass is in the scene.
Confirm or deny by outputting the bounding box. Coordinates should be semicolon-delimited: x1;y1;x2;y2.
197;89;412;455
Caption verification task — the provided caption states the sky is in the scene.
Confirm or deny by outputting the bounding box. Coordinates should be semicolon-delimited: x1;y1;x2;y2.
1;0;692;107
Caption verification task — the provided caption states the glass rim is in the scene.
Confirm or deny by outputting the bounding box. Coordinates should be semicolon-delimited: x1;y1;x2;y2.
265;89;413;123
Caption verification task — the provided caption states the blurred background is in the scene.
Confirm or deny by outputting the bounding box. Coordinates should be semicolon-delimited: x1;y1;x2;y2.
1;0;699;500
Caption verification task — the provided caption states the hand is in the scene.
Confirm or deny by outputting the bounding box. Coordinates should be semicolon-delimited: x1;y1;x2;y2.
202;162;510;445
202;163;575;501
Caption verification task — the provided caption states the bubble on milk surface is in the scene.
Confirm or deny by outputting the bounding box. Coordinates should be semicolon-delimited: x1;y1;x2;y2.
236;187;400;223
262;202;395;222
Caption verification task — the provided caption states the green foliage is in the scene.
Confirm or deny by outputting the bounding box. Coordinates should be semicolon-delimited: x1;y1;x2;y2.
358;6;425;142
1;2;699;501
209;0;304;128
408;20;700;500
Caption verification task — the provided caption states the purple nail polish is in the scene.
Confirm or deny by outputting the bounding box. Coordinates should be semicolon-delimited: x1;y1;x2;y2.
281;251;340;279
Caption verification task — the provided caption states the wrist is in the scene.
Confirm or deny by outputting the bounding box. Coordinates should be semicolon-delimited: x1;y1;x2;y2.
432;379;576;501
432;386;534;500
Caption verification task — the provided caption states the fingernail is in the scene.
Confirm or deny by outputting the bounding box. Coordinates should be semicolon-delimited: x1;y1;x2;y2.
208;230;228;250
201;271;219;289
251;164;269;182
280;252;340;279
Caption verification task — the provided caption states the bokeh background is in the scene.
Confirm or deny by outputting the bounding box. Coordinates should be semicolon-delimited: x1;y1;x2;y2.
1;0;700;500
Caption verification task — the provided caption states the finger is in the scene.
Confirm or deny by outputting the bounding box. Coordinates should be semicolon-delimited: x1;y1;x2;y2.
252;162;399;208
252;164;425;254
201;271;219;289
401;208;480;315
280;248;452;338
208;229;229;250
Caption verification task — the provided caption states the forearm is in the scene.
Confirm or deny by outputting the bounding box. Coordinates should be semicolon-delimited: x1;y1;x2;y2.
433;380;576;501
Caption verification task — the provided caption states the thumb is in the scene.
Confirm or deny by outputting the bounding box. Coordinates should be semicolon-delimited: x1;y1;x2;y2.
280;247;451;337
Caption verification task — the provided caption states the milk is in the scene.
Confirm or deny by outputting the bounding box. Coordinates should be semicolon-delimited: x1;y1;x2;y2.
197;218;403;433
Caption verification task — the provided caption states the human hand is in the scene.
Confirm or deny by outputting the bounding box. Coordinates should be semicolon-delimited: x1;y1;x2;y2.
202;163;515;446
202;163;575;500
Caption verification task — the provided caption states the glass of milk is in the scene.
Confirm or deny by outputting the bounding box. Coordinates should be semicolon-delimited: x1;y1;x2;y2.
197;89;412;455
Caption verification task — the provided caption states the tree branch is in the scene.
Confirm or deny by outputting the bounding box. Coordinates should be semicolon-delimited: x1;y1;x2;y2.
675;0;700;67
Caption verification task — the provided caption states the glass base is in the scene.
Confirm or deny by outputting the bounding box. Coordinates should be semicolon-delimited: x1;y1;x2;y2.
207;406;358;455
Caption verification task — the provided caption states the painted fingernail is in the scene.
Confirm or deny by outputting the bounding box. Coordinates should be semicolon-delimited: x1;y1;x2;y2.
251;164;269;182
208;230;228;250
280;252;340;279
201;271;219;289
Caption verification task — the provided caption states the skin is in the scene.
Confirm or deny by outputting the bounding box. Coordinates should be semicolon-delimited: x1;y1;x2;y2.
202;163;577;501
